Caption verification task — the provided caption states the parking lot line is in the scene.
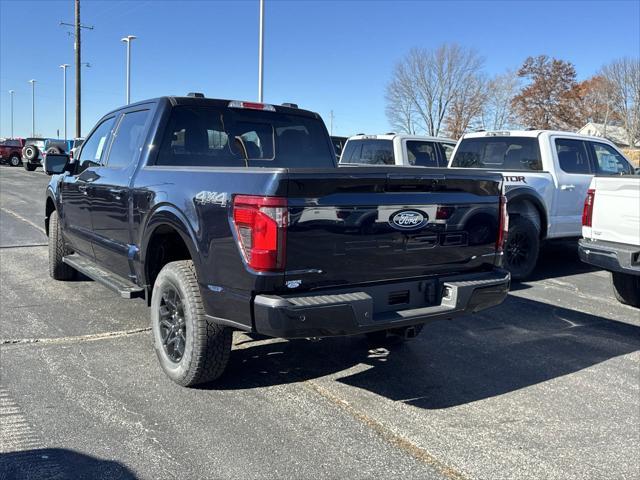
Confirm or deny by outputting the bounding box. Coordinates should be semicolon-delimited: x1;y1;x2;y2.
0;206;46;234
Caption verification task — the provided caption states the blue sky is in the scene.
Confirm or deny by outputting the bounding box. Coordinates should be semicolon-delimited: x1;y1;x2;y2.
1;0;639;139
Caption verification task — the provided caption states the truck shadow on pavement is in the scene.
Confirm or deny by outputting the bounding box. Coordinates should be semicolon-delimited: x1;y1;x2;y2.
0;448;136;480
513;240;599;288
213;295;639;410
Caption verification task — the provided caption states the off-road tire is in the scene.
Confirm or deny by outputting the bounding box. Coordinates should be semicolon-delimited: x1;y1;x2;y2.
9;154;21;167
48;210;75;280
503;216;540;281
151;260;232;386
23;145;38;161
23;162;37;171
611;272;640;308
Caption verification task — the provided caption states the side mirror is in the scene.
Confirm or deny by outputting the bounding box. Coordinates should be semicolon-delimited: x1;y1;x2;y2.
44;153;71;175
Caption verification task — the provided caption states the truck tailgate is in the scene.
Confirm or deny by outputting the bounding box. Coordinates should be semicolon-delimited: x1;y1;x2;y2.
284;167;503;290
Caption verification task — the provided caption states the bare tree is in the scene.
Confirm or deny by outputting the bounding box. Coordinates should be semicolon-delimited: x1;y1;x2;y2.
385;44;485;137
482;70;520;130
385;76;419;134
600;58;640;147
445;74;487;138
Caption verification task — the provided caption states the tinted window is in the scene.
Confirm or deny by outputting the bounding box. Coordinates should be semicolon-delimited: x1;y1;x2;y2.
156;106;334;168
340;139;394;165
2;139;21;147
555;138;592;174
406;141;438;167
590;142;633;175
441;143;455;162
78;117;116;170
340;141;359;163
451;137;542;171
106;110;150;168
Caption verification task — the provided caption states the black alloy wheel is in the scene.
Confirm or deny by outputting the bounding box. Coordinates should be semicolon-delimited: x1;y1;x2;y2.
158;285;187;363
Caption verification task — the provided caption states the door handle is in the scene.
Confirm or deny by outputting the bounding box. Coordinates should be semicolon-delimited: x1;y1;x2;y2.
560;184;576;191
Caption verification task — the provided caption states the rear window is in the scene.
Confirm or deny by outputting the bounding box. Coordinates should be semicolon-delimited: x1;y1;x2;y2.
1;139;21;147
340;139;394;165
451;137;542;171
155;106;334;168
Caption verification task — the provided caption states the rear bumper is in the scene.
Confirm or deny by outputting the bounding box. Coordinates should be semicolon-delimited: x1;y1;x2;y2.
253;268;510;338
578;239;640;275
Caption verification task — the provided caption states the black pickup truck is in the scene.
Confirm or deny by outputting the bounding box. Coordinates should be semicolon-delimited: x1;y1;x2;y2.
44;96;510;386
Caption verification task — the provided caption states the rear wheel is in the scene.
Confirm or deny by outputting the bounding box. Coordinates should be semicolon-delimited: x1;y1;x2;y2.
48;210;75;280
503;216;540;281
611;272;640;308
23;162;37;171
9;154;20;167
46;146;62;155
151;260;232;386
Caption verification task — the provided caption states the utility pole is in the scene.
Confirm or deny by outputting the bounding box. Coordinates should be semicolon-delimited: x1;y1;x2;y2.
258;0;264;102
29;80;36;137
61;0;93;139
60;64;70;140
329;110;334;136
9;90;14;138
121;35;137;104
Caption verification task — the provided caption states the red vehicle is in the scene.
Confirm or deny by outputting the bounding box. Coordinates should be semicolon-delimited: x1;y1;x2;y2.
0;138;25;167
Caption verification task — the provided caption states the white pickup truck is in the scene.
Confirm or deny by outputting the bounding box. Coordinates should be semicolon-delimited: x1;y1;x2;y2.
449;130;636;280
339;134;456;168
579;176;640;307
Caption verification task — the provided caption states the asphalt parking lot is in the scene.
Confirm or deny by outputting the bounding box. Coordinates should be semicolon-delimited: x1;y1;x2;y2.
0;165;638;480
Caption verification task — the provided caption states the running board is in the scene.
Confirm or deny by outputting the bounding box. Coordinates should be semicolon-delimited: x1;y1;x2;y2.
62;254;144;299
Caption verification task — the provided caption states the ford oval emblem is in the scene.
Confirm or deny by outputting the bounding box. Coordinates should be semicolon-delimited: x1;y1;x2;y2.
390;210;427;229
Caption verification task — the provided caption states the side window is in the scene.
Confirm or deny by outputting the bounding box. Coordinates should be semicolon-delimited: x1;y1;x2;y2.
78;117;116;171
345;140;394;165
406;141;438;167
555;138;592;174
105;110;150;169
590;142;633;175
441;143;455;163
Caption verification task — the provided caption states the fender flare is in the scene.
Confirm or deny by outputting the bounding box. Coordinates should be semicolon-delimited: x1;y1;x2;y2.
505;187;549;239
44;187;59;236
139;204;202;286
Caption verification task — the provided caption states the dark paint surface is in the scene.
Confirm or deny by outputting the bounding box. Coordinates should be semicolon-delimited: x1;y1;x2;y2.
48;97;504;331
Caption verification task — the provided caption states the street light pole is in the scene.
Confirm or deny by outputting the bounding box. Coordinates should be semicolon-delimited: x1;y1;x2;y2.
29;80;36;137
121;35;136;105
9;90;14;138
60;64;70;140
258;0;264;102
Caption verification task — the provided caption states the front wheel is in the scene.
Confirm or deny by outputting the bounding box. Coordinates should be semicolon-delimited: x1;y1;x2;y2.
151;260;232;386
503;216;540;281
611;272;640;308
48;210;75;280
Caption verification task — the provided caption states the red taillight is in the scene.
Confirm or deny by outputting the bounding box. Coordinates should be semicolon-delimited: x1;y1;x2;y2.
232;195;287;272
436;206;455;220
496;195;509;252
582;189;595;227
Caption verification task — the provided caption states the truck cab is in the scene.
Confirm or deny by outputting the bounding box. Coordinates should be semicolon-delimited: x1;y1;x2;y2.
339;134;456;168
449;130;636;279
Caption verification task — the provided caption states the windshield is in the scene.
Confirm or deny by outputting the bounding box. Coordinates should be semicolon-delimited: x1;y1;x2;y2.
451;137;542;171
156;106;335;168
